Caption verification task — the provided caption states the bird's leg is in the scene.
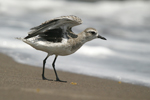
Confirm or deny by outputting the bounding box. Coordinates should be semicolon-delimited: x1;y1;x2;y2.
52;55;67;82
52;55;59;81
42;54;49;80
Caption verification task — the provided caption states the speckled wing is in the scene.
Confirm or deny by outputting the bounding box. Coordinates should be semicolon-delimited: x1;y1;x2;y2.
25;15;82;39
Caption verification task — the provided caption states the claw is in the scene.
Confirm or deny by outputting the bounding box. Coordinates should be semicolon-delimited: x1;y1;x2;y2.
55;78;67;83
42;75;53;81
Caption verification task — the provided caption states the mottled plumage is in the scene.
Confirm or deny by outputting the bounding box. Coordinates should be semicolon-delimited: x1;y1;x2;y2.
25;15;81;40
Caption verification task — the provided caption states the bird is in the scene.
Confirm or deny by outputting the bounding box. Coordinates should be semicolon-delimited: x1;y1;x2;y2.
17;15;106;82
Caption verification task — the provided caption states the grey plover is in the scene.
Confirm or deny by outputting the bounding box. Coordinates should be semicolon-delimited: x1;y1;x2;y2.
18;15;106;82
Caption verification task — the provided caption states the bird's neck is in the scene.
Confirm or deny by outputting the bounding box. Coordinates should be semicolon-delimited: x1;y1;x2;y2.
68;32;87;53
77;32;88;43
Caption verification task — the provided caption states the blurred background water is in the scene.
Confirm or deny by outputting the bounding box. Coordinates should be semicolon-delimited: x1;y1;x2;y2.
0;0;150;87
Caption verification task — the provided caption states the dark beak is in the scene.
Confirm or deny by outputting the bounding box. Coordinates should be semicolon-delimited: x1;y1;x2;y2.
98;35;107;40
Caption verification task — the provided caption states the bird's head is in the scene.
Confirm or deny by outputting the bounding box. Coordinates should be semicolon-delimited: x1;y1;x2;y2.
83;28;106;42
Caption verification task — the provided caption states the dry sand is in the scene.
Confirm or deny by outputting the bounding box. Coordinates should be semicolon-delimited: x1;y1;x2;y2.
0;53;150;100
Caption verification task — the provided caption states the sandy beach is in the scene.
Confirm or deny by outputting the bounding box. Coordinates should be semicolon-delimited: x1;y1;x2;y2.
0;53;149;100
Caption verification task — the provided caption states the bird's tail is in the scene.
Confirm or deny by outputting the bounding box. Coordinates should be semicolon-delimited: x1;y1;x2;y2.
15;37;31;45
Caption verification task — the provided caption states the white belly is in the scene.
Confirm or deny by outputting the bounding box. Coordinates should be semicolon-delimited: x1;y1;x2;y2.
23;37;74;56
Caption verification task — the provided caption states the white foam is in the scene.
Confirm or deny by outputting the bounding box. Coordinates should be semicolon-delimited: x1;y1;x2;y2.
76;45;115;57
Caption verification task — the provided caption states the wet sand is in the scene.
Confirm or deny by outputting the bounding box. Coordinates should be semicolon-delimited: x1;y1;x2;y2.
0;53;150;100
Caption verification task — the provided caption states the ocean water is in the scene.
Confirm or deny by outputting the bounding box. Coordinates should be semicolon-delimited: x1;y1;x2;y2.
0;0;150;87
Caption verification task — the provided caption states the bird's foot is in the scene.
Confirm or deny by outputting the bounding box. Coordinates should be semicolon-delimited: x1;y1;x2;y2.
55;78;67;83
42;76;47;80
42;75;53;81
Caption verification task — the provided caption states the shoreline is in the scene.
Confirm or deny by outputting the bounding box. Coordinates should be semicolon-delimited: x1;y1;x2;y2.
0;52;150;100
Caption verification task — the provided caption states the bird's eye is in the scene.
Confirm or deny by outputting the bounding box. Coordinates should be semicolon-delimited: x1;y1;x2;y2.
90;31;96;35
